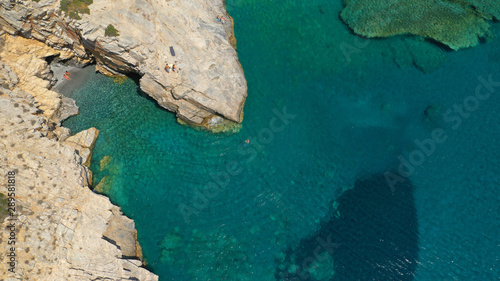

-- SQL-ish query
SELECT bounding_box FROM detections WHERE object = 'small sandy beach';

[52,64,95,98]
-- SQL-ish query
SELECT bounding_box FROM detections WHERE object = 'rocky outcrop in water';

[341,0,500,50]
[0,33,158,280]
[0,0,247,130]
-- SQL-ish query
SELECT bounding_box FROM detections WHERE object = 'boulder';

[65,127,99,149]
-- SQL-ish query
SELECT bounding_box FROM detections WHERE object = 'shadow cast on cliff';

[277,171,419,281]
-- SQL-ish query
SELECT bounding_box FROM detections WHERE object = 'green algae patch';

[112,75,128,84]
[60,0,92,20]
[95,155,120,194]
[105,24,120,37]
[94,175,112,194]
[99,155,113,172]
[177,115,242,134]
[205,119,242,134]
[0,193,9,223]
[340,0,497,50]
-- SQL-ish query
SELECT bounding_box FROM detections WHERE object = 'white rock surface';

[0,0,247,129]
[0,34,158,281]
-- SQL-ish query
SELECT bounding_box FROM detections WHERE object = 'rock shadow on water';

[276,172,419,281]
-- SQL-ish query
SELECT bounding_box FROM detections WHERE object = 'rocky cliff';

[0,34,158,280]
[0,0,247,130]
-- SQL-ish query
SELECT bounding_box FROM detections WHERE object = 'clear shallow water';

[64,0,500,280]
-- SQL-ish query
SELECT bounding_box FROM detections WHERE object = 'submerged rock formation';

[0,0,247,130]
[276,172,418,281]
[0,34,72,121]
[0,34,157,280]
[341,0,500,50]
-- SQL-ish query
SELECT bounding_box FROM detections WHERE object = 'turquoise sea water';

[63,1,500,280]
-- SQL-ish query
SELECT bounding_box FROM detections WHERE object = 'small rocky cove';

[0,0,247,278]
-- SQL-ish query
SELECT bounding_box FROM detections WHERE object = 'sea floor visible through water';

[62,0,500,280]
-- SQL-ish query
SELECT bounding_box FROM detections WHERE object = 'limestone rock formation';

[103,206,143,259]
[0,0,247,130]
[0,34,72,121]
[0,34,157,280]
[341,0,500,50]
[64,127,99,167]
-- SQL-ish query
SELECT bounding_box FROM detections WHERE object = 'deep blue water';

[63,0,500,280]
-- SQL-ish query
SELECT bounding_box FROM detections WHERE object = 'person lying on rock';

[217,15,227,24]
[173,64,178,73]
[165,64,171,73]
[65,71,71,77]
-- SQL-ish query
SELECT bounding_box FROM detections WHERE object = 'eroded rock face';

[0,34,70,121]
[0,34,157,281]
[341,0,499,50]
[0,0,247,129]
